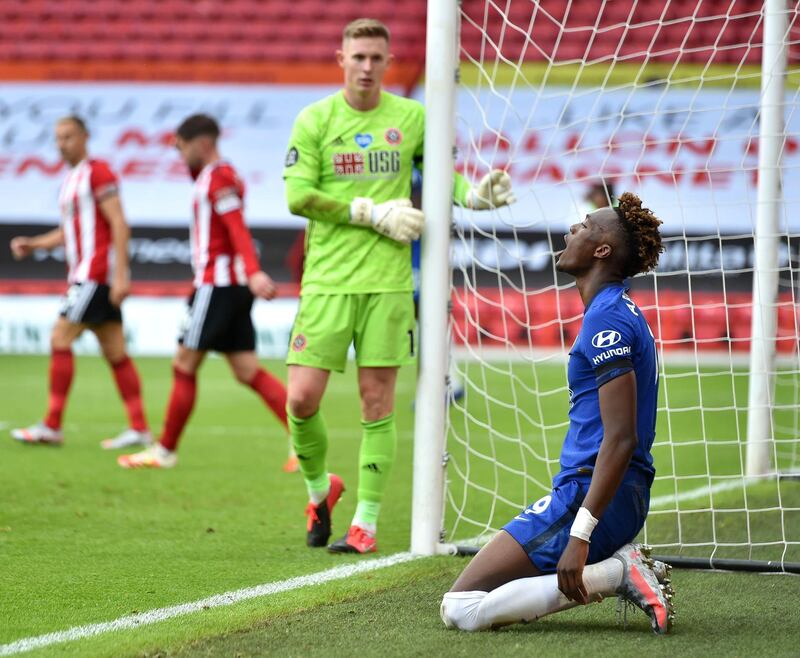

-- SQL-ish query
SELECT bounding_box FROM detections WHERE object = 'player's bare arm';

[99,193,131,307]
[247,271,277,300]
[10,227,64,260]
[557,370,638,604]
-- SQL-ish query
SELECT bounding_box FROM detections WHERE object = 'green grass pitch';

[1,354,798,657]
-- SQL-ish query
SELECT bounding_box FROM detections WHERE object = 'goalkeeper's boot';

[117,444,177,469]
[613,543,674,635]
[11,422,63,446]
[328,525,378,554]
[305,473,345,547]
[101,428,153,450]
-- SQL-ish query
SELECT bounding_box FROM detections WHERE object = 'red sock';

[45,349,74,430]
[159,366,197,452]
[248,369,288,429]
[111,356,148,432]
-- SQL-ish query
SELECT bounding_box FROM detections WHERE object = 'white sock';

[583,556,623,594]
[307,473,330,505]
[155,444,174,458]
[441,556,623,631]
[352,501,378,535]
[353,520,377,534]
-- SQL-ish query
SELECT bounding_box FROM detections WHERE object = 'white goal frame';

[412,0,797,570]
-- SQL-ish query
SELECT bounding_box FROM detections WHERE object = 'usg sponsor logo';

[592,330,621,348]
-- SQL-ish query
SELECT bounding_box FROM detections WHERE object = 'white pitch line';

[650,479,749,508]
[0,552,419,657]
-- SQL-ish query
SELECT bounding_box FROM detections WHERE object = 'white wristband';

[570,507,599,543]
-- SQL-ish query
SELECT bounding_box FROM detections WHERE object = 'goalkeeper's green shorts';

[286,292,416,373]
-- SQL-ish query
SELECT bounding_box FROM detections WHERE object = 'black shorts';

[59,282,122,325]
[178,284,256,352]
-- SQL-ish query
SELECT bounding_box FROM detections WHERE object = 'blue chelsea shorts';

[503,475,650,573]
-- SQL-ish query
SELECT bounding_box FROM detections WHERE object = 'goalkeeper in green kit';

[283,18,515,554]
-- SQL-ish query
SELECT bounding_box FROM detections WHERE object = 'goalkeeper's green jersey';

[283,90,469,295]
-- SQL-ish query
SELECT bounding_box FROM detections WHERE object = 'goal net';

[436,0,800,568]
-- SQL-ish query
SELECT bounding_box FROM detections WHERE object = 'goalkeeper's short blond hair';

[343,18,390,43]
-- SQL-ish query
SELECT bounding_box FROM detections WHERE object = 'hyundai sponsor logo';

[592,346,632,366]
[592,330,621,348]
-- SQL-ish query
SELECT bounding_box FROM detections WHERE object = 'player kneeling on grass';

[10,115,151,450]
[283,18,515,555]
[441,193,675,635]
[118,114,292,470]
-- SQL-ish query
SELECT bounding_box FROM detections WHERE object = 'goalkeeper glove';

[350,197,425,244]
[468,169,516,210]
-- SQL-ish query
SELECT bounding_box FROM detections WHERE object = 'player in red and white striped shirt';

[119,114,293,470]
[9,116,151,449]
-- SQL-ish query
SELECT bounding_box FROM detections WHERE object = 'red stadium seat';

[0,0,774,68]
[563,5,597,29]
[653,291,692,350]
[692,303,729,348]
[728,301,752,351]
[525,290,566,347]
[629,3,671,24]
[472,290,529,346]
[776,301,799,354]
[558,291,584,346]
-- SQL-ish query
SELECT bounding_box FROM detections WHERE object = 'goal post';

[413,0,800,572]
[746,0,789,478]
[411,0,459,556]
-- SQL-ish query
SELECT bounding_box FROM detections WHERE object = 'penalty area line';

[0,552,420,656]
[650,478,749,508]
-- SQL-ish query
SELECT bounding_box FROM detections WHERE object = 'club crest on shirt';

[292,334,307,352]
[384,128,402,145]
[354,133,373,149]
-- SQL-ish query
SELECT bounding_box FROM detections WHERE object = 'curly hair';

[614,192,664,278]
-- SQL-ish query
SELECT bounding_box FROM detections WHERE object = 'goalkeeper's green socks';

[353,413,398,532]
[288,410,330,504]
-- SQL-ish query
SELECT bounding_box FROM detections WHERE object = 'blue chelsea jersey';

[554,283,659,488]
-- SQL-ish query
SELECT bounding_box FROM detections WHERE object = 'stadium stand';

[1,0,796,356]
[0,0,425,83]
[459,0,776,64]
[451,289,799,353]
[2,0,796,83]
